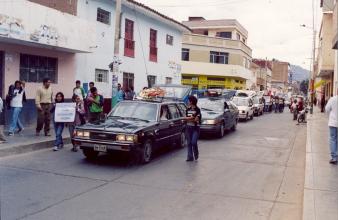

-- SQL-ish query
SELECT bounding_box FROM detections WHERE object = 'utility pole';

[309,0,316,114]
[110,0,122,108]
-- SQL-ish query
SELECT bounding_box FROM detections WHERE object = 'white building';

[76,0,190,99]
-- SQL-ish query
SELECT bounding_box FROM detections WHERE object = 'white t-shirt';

[10,89,24,108]
[325,96,338,127]
[74,88,84,100]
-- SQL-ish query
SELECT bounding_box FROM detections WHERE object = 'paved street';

[0,111,306,220]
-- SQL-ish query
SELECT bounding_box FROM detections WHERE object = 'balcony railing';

[124,39,135,58]
[149,46,157,62]
[183,34,252,56]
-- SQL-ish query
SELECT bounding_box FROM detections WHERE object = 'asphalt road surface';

[0,110,307,220]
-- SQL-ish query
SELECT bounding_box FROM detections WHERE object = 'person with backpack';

[87,87,104,123]
[73,80,86,100]
[7,80,26,136]
[68,94,86,152]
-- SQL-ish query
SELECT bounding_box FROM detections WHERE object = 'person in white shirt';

[73,80,86,100]
[8,81,26,136]
[325,91,338,164]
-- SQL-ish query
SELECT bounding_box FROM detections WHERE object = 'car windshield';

[198,99,224,112]
[109,102,158,122]
[232,98,249,106]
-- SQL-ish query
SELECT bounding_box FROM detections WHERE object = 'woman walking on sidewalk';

[325,92,338,164]
[51,92,65,151]
[7,81,26,136]
[68,94,86,152]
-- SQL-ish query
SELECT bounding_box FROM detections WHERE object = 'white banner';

[54,103,76,123]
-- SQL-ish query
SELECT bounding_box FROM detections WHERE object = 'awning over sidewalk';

[314,79,326,89]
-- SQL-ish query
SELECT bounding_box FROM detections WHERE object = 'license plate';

[93,144,107,152]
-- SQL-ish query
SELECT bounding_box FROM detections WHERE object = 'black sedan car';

[198,98,239,138]
[73,100,188,163]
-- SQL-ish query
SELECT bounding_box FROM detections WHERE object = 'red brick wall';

[28,0,78,15]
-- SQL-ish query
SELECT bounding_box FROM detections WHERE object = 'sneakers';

[329,159,337,164]
[53,146,59,151]
[17,128,24,133]
[45,132,51,137]
[8,132,14,136]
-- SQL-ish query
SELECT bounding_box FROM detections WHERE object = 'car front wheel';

[140,139,153,164]
[217,123,225,138]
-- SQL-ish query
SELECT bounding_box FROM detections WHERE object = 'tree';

[300,80,309,95]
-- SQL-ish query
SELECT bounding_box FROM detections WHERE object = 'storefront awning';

[314,80,326,89]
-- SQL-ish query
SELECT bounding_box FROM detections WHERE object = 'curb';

[302,114,314,220]
[0,138,71,158]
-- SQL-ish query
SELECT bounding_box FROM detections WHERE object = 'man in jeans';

[325,90,338,164]
[185,95,202,162]
[35,78,53,136]
[8,81,26,136]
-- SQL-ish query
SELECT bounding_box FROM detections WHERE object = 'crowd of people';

[0,79,136,150]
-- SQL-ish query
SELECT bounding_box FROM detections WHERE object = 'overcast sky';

[137,0,322,70]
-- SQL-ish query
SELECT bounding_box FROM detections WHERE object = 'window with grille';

[95,69,108,83]
[181,48,190,61]
[147,75,156,88]
[166,34,173,45]
[149,29,157,62]
[20,54,57,83]
[124,19,135,57]
[97,8,110,24]
[123,72,134,89]
[210,51,229,64]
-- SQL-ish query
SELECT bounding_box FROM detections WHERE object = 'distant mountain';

[289,65,310,82]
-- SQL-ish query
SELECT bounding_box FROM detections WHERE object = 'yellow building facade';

[181,18,254,90]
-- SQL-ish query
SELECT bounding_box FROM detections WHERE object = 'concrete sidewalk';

[0,126,70,158]
[303,109,338,220]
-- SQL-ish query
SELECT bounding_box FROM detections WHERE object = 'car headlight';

[116,134,138,142]
[75,130,90,138]
[202,119,218,125]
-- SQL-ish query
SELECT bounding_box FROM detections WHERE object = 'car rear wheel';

[83,149,99,160]
[178,131,187,148]
[217,123,225,138]
[231,120,237,131]
[140,139,153,164]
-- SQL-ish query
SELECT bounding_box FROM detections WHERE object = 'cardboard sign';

[54,103,76,123]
